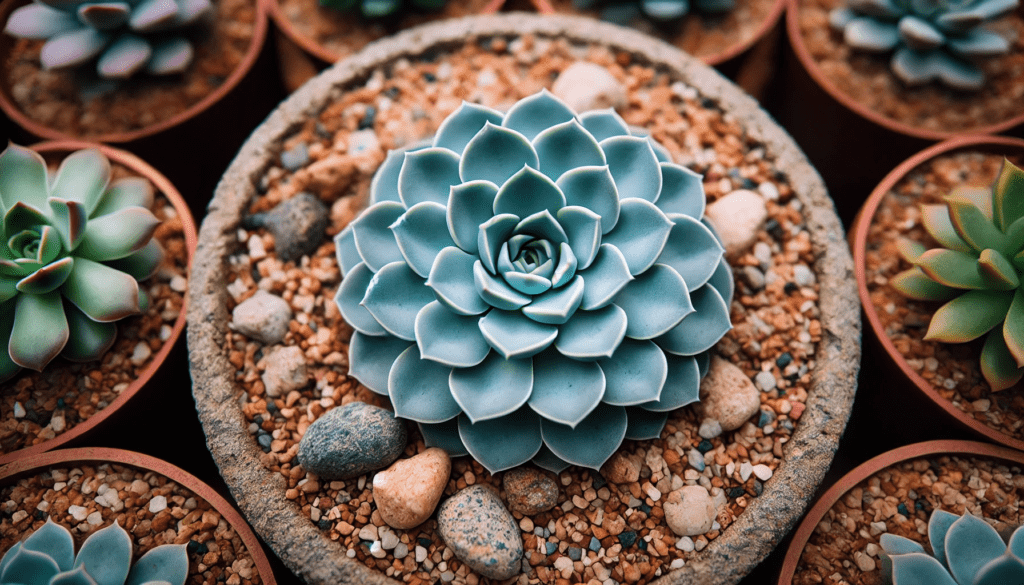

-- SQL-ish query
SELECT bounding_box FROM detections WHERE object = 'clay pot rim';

[0,446,277,584]
[188,12,859,585]
[0,140,198,467]
[265,0,784,66]
[784,0,1024,141]
[851,135,1024,453]
[777,439,1024,584]
[0,0,269,144]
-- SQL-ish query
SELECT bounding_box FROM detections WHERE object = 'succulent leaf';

[125,543,189,585]
[10,291,68,370]
[916,248,1011,290]
[600,136,663,203]
[578,109,630,143]
[76,206,159,261]
[418,418,468,457]
[944,514,1007,584]
[334,225,360,277]
[0,547,62,585]
[433,102,505,156]
[657,214,724,291]
[0,145,50,214]
[528,348,605,427]
[348,332,413,394]
[73,522,132,585]
[40,29,110,70]
[921,204,972,253]
[890,49,984,91]
[351,201,405,272]
[50,565,100,585]
[623,406,669,440]
[61,257,141,322]
[425,247,488,316]
[598,339,667,405]
[556,166,621,234]
[576,244,633,310]
[492,166,566,221]
[105,239,164,281]
[360,261,432,341]
[397,148,460,208]
[844,17,900,51]
[458,408,543,473]
[898,15,944,50]
[16,257,74,295]
[890,267,959,300]
[641,354,700,411]
[458,123,538,187]
[981,327,1024,390]
[532,120,607,182]
[602,199,673,275]
[335,262,388,336]
[890,554,959,585]
[369,150,405,204]
[613,264,692,339]
[387,345,462,422]
[97,33,151,78]
[896,237,928,263]
[946,194,1008,253]
[478,309,558,359]
[500,89,576,142]
[22,518,75,571]
[4,3,79,38]
[445,180,498,255]
[655,163,705,219]
[449,351,533,422]
[61,302,117,362]
[994,158,1024,230]
[127,0,177,31]
[657,284,732,356]
[540,403,627,469]
[391,202,456,278]
[531,445,572,474]
[414,301,490,368]
[926,290,1012,343]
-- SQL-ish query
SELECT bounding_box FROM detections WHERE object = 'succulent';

[828,0,1019,90]
[3,0,212,78]
[318,0,444,19]
[878,509,1024,584]
[0,143,164,382]
[334,90,733,474]
[891,158,1024,391]
[0,518,189,585]
[573,0,735,25]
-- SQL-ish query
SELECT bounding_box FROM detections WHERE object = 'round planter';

[778,440,1024,584]
[0,447,276,585]
[0,0,269,143]
[189,13,859,585]
[851,135,1024,453]
[0,141,197,466]
[784,0,1024,142]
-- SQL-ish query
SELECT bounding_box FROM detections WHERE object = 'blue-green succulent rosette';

[334,90,734,474]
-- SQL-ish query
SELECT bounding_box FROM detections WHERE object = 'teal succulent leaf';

[449,351,532,422]
[657,283,732,355]
[947,29,1011,57]
[458,123,538,186]
[531,445,572,474]
[0,144,49,213]
[891,553,959,585]
[928,509,959,568]
[17,257,73,295]
[105,239,164,281]
[458,408,543,473]
[0,546,62,585]
[413,300,490,367]
[61,303,117,362]
[361,0,400,17]
[336,262,388,336]
[51,565,100,585]
[890,47,984,90]
[1010,523,1024,558]
[76,207,159,261]
[96,34,151,78]
[945,513,1007,584]
[333,91,732,471]
[10,291,68,370]
[348,332,413,394]
[47,198,87,252]
[3,3,78,38]
[844,17,900,50]
[528,349,605,427]
[578,109,630,142]
[22,519,74,571]
[61,257,140,322]
[0,307,18,381]
[369,150,405,204]
[391,201,455,278]
[899,15,944,50]
[446,180,498,255]
[40,29,110,70]
[624,406,669,440]
[72,523,132,585]
[974,554,1024,583]
[387,345,462,422]
[77,3,131,30]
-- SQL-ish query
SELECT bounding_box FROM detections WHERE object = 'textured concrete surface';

[187,13,860,585]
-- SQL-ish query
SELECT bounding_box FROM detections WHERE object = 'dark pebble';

[589,537,600,552]
[784,282,799,295]
[758,410,776,428]
[568,547,582,561]
[897,503,909,516]
[775,352,793,368]
[297,402,407,480]
[250,192,329,263]
[257,432,272,451]
[618,531,637,547]
[697,439,713,453]
[765,218,784,240]
[728,487,745,498]
[546,542,557,555]
[359,106,377,130]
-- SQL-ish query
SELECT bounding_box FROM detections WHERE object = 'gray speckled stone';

[250,192,328,263]
[297,402,406,480]
[437,486,522,580]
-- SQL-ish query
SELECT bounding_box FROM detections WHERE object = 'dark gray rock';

[502,467,558,515]
[250,192,328,263]
[297,402,406,480]
[437,486,522,580]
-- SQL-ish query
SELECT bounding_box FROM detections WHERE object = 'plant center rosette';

[334,90,734,474]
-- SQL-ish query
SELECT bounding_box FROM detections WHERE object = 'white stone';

[261,345,308,397]
[348,130,381,156]
[663,486,716,537]
[704,190,768,256]
[739,462,753,482]
[359,524,379,541]
[231,290,293,345]
[369,541,387,559]
[50,414,65,433]
[11,510,28,524]
[130,342,151,366]
[698,419,722,439]
[380,529,400,550]
[247,234,267,260]
[149,495,167,513]
[793,264,816,286]
[170,275,187,293]
[394,543,409,559]
[752,464,773,481]
[69,505,88,521]
[670,559,685,570]
[696,356,761,431]
[552,62,627,113]
[13,402,26,418]
[416,545,428,563]
[86,511,103,525]
[675,536,695,552]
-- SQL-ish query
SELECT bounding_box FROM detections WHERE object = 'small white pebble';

[369,541,386,559]
[415,545,428,563]
[394,543,409,560]
[645,484,662,502]
[69,505,88,521]
[698,419,722,439]
[86,512,103,525]
[676,536,694,552]
[130,342,152,366]
[739,462,753,482]
[169,275,187,293]
[752,464,773,481]
[670,559,685,569]
[13,402,25,418]
[11,510,28,524]
[149,495,167,513]
[247,235,266,260]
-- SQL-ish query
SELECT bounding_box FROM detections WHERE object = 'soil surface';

[863,150,1024,444]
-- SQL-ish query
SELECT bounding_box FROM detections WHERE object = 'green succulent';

[829,0,1019,90]
[318,0,445,19]
[878,509,1024,584]
[572,0,736,23]
[0,518,189,585]
[3,0,211,78]
[0,143,164,382]
[891,158,1024,391]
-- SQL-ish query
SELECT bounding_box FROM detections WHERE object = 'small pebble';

[551,61,628,113]
[280,142,309,171]
[231,290,293,345]
[752,464,773,481]
[149,495,167,513]
[503,467,559,515]
[704,190,767,256]
[130,342,151,366]
[437,485,523,580]
[753,242,772,269]
[754,371,777,392]
[297,402,407,480]
[687,450,706,472]
[696,356,761,431]
[600,452,641,484]
[69,505,88,521]
[261,345,308,397]
[249,192,328,263]
[373,447,450,529]
[664,486,716,537]
[740,462,753,482]
[13,402,25,418]
[698,419,722,439]
[169,275,187,293]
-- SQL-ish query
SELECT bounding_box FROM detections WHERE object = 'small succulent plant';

[0,143,164,382]
[0,518,188,585]
[891,158,1024,391]
[828,0,1019,90]
[334,90,733,474]
[3,0,211,78]
[573,0,735,25]
[318,0,444,19]
[878,509,1024,584]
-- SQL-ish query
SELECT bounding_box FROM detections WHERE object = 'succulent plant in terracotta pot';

[0,141,195,466]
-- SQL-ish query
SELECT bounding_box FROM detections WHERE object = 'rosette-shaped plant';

[828,0,1019,90]
[0,143,163,382]
[878,510,1024,584]
[3,0,211,78]
[334,90,733,473]
[318,0,444,18]
[891,158,1024,391]
[573,0,735,25]
[0,518,188,585]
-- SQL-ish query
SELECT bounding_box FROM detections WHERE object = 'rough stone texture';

[260,345,308,398]
[187,14,860,585]
[373,447,451,529]
[695,356,762,431]
[249,191,328,263]
[230,290,292,344]
[664,486,717,537]
[297,402,407,480]
[551,61,627,113]
[502,467,559,515]
[704,189,769,256]
[600,451,641,484]
[437,485,523,580]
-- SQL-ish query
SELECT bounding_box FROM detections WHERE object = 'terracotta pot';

[777,439,1024,584]
[784,0,1024,142]
[0,0,269,143]
[188,13,860,585]
[0,447,277,584]
[0,141,197,466]
[851,135,1024,453]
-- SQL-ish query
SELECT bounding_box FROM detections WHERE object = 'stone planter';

[188,13,859,585]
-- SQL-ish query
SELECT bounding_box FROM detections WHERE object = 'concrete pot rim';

[776,439,1024,584]
[187,13,860,585]
[0,0,268,144]
[0,140,197,467]
[0,446,278,584]
[850,135,1024,452]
